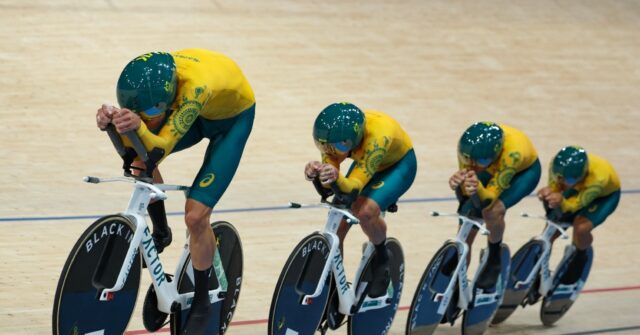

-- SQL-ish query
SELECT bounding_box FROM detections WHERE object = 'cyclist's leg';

[356,149,417,297]
[559,216,593,285]
[336,217,351,255]
[454,204,492,266]
[456,187,483,263]
[172,116,206,153]
[337,162,362,254]
[139,115,205,254]
[355,149,417,241]
[561,190,620,284]
[573,189,620,245]
[186,105,254,210]
[182,199,216,333]
[473,200,507,289]
[477,159,541,289]
[352,198,390,299]
[147,200,172,254]
[182,106,255,333]
[352,197,385,243]
[487,158,542,238]
[482,200,506,243]
[130,159,173,253]
[185,200,216,276]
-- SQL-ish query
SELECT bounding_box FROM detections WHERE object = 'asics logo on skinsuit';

[588,205,598,213]
[371,181,385,190]
[199,173,215,188]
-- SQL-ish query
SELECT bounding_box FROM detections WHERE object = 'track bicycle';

[491,213,593,326]
[406,211,510,335]
[268,179,405,335]
[52,126,243,335]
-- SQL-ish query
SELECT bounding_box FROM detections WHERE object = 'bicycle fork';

[300,232,340,307]
[93,213,147,302]
[92,214,173,304]
[433,240,472,315]
[514,224,558,294]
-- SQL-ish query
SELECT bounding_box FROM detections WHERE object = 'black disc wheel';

[52,215,141,335]
[268,233,332,335]
[406,241,460,335]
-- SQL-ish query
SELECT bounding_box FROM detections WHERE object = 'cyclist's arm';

[334,168,367,194]
[560,185,604,213]
[318,153,364,191]
[335,136,391,193]
[475,152,521,207]
[134,115,182,158]
[133,89,206,162]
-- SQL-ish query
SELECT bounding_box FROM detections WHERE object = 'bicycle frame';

[298,203,392,316]
[86,176,229,314]
[430,212,492,313]
[516,213,571,297]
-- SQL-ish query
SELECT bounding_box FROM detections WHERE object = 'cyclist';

[304,102,417,298]
[537,146,620,284]
[449,122,541,289]
[95,49,255,334]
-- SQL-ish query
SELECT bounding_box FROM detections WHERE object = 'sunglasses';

[139,102,169,120]
[555,174,579,186]
[459,153,493,168]
[316,140,353,155]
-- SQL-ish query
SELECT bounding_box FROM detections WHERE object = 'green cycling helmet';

[551,146,588,186]
[458,122,504,167]
[116,52,177,118]
[313,102,365,155]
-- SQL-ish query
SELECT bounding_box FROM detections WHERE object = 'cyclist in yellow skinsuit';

[449,122,541,289]
[537,146,620,284]
[95,49,255,334]
[305,102,417,300]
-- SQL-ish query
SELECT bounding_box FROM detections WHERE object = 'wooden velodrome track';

[1,0,639,334]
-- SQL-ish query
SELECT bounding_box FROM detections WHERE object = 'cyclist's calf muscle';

[572,216,594,250]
